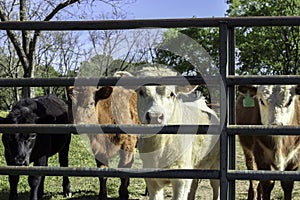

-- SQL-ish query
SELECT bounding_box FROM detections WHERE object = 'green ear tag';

[243,91,255,108]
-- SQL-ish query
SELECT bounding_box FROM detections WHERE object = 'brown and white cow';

[236,85,300,200]
[68,85,139,200]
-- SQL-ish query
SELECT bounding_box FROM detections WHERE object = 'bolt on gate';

[1,16,300,199]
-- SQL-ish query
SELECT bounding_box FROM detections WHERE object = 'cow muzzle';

[145,111,165,124]
[14,154,29,166]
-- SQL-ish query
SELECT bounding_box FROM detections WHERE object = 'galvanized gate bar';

[227,170,300,181]
[227,125,300,135]
[1,16,300,199]
[227,27,236,200]
[1,75,300,87]
[0,76,216,87]
[219,22,229,200]
[0,124,221,134]
[227,75,300,85]
[0,16,300,30]
[0,166,219,179]
[1,124,300,135]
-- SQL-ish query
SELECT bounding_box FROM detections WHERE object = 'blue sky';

[127,0,228,19]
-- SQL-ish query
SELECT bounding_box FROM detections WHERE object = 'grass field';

[0,130,300,199]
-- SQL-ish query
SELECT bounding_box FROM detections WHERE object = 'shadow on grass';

[0,190,142,200]
[0,190,53,200]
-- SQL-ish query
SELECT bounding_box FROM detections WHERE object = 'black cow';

[1,94,72,200]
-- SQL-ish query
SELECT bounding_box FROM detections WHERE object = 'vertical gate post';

[228,27,236,200]
[219,21,229,200]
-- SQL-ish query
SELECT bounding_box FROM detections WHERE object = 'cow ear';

[36,115,56,124]
[113,71,133,77]
[238,85,257,96]
[175,85,198,94]
[95,86,113,101]
[0,116,5,124]
[295,85,300,95]
[66,86,74,101]
[113,71,136,90]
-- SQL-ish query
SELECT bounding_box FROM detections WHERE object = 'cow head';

[1,99,40,166]
[238,85,300,125]
[67,86,113,124]
[1,97,61,166]
[132,67,197,124]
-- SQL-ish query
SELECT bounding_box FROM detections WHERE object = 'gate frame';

[1,16,300,199]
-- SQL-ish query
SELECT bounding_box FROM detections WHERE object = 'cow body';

[127,67,220,200]
[1,94,71,200]
[69,85,139,200]
[236,85,300,200]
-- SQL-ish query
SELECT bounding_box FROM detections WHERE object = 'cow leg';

[187,179,199,200]
[172,179,192,200]
[118,149,135,200]
[37,176,45,199]
[258,180,274,200]
[8,175,19,200]
[210,179,220,200]
[29,156,48,200]
[145,178,164,200]
[28,175,42,200]
[239,135,258,200]
[281,180,293,200]
[96,159,108,200]
[58,135,72,197]
[254,146,273,200]
[244,149,259,200]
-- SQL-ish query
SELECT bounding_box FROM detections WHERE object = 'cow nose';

[145,111,165,124]
[14,155,27,166]
[271,122,283,126]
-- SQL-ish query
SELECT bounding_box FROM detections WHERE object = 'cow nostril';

[145,112,151,123]
[15,155,26,165]
[271,122,283,126]
[158,113,164,123]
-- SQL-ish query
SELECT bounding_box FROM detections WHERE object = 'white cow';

[123,67,220,200]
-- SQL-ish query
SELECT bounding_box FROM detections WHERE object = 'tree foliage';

[227,0,300,75]
[155,0,300,76]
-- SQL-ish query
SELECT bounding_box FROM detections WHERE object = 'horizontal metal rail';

[1,75,300,87]
[1,124,300,135]
[2,166,300,181]
[228,125,300,135]
[0,17,300,30]
[227,75,300,85]
[228,170,300,181]
[0,124,221,134]
[0,76,213,87]
[0,166,219,179]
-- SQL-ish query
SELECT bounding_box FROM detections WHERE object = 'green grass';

[0,134,147,200]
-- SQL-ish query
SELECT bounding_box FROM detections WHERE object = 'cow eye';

[285,99,293,107]
[259,99,265,106]
[169,92,175,98]
[138,89,145,97]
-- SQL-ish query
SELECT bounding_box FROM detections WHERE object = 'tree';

[153,0,300,76]
[85,26,165,77]
[0,0,135,98]
[227,0,300,75]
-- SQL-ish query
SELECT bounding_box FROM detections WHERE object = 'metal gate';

[1,16,300,200]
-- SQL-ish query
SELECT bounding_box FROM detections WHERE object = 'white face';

[256,85,297,125]
[136,85,177,124]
